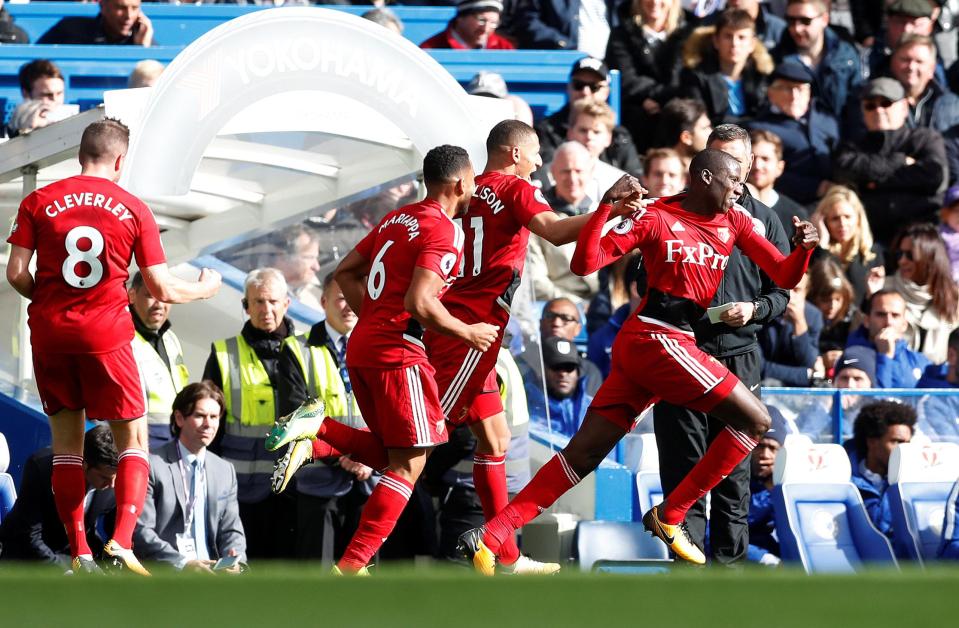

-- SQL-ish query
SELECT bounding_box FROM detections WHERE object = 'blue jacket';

[518,0,618,50]
[587,302,630,378]
[905,81,959,186]
[846,326,931,388]
[747,480,779,563]
[939,478,959,559]
[848,449,895,541]
[748,105,840,205]
[773,27,862,122]
[758,302,823,386]
[525,373,594,438]
[915,365,959,441]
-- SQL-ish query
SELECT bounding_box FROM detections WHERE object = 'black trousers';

[238,492,298,560]
[653,347,761,566]
[294,482,369,565]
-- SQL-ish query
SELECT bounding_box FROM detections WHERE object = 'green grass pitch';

[0,563,956,627]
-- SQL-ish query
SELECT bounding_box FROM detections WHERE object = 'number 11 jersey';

[441,171,552,318]
[7,175,166,354]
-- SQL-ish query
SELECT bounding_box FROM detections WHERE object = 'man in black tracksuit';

[653,125,789,565]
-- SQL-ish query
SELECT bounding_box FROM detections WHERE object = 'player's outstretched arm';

[6,244,35,299]
[141,263,221,304]
[405,267,498,352]
[529,175,646,246]
[738,217,819,289]
[333,249,371,316]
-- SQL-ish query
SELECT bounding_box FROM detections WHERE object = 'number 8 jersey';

[347,199,464,368]
[7,175,166,354]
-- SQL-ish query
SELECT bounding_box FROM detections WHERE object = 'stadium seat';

[771,442,898,573]
[626,433,663,517]
[0,432,16,523]
[574,520,669,571]
[887,442,959,564]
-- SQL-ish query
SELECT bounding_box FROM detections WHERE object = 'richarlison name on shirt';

[43,193,134,221]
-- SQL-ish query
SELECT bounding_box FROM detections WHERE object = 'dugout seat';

[0,432,16,522]
[771,441,898,573]
[627,433,664,518]
[574,520,669,571]
[887,442,959,564]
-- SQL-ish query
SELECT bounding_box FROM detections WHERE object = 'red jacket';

[420,23,516,50]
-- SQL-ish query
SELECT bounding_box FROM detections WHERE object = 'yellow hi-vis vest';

[132,329,189,425]
[304,342,365,430]
[213,333,315,437]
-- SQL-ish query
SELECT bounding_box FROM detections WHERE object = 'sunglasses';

[543,311,579,324]
[785,13,822,26]
[895,249,914,261]
[864,99,895,111]
[571,79,607,93]
[547,363,578,373]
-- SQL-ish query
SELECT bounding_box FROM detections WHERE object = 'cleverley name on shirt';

[44,193,133,221]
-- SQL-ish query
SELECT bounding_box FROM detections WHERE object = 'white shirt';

[177,441,209,564]
[577,0,611,59]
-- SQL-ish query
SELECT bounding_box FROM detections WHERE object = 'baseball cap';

[861,77,905,102]
[944,184,959,207]
[457,0,504,15]
[835,346,877,387]
[887,0,935,18]
[570,57,610,81]
[771,59,814,84]
[541,336,581,370]
[467,71,509,98]
[763,405,792,446]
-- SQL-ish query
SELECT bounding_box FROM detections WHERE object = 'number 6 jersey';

[7,175,166,354]
[347,198,464,369]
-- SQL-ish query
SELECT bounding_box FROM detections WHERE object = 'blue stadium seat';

[574,520,669,571]
[887,442,959,564]
[771,441,898,573]
[625,433,663,518]
[0,432,16,523]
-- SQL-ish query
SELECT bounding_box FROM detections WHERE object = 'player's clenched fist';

[197,268,223,298]
[465,323,500,352]
[601,174,645,204]
[791,217,819,250]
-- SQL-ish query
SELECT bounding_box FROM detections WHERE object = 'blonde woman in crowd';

[811,185,884,306]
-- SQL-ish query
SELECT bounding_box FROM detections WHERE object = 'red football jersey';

[7,175,166,354]
[574,195,812,333]
[442,171,552,319]
[347,199,464,368]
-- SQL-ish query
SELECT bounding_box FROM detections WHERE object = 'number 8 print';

[62,225,104,289]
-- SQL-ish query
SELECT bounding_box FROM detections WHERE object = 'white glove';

[759,553,782,567]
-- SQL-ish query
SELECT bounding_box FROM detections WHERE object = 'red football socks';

[338,472,413,572]
[52,455,90,558]
[111,449,150,549]
[661,426,758,525]
[473,453,520,564]
[482,453,581,555]
[317,420,389,471]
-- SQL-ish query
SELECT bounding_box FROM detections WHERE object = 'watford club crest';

[717,227,730,243]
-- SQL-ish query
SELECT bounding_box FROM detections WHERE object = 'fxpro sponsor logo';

[664,240,729,270]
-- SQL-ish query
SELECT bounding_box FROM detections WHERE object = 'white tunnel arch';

[123,7,487,198]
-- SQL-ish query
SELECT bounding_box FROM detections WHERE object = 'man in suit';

[133,381,246,572]
[0,425,117,568]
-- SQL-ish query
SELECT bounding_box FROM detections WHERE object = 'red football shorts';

[33,343,146,421]
[427,321,506,426]
[590,323,738,431]
[348,361,448,448]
